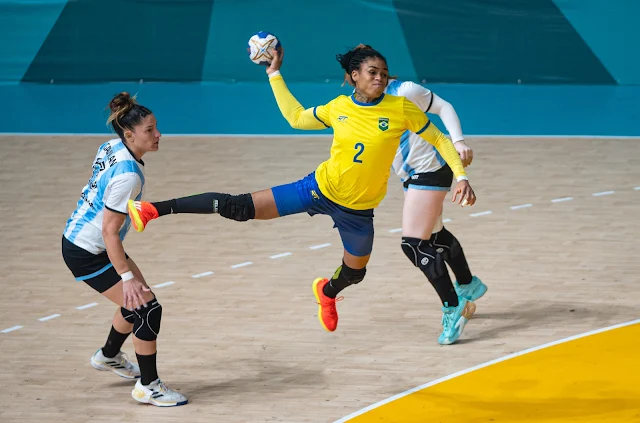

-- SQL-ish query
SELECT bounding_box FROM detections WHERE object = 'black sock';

[152,199,177,217]
[136,352,159,386]
[102,326,131,358]
[428,274,459,308]
[434,227,473,285]
[153,194,218,216]
[153,193,255,222]
[322,262,366,298]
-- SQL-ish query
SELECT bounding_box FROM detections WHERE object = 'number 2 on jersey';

[353,142,365,163]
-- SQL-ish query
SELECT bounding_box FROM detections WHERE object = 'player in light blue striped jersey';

[62,93,187,407]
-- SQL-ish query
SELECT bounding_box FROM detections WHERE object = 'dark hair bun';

[336,50,355,72]
[109,92,136,114]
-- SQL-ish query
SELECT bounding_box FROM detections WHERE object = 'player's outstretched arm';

[266,48,330,130]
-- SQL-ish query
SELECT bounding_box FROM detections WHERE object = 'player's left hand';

[455,141,473,167]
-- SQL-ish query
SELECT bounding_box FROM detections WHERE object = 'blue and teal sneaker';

[438,298,476,345]
[454,276,487,302]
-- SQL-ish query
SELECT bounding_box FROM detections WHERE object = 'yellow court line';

[335,319,640,423]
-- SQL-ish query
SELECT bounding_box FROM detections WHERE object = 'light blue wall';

[553,0,640,84]
[1,0,638,136]
[0,0,67,85]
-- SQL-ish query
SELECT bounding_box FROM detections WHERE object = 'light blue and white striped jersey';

[63,138,145,254]
[385,80,446,182]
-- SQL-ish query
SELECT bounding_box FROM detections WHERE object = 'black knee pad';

[401,237,448,281]
[132,299,162,341]
[217,193,255,221]
[337,262,367,285]
[431,227,462,259]
[121,307,135,324]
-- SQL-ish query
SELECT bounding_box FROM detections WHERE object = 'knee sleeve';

[217,193,255,221]
[132,299,162,341]
[120,307,135,324]
[432,227,462,259]
[401,237,448,281]
[335,262,367,285]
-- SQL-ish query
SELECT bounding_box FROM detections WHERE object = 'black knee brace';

[216,193,255,221]
[401,237,448,281]
[431,227,462,259]
[121,307,135,324]
[132,299,162,341]
[340,263,367,285]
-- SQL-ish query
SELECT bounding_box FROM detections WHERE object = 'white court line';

[469,211,492,217]
[310,243,331,250]
[443,218,452,223]
[552,197,573,203]
[1,325,23,334]
[592,191,615,197]
[76,302,98,310]
[231,261,253,269]
[333,318,640,423]
[192,271,214,278]
[511,204,532,210]
[38,314,60,322]
[270,252,292,259]
[388,228,402,233]
[153,281,175,289]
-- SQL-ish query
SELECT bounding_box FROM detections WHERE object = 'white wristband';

[456,175,469,182]
[120,271,134,282]
[268,70,281,79]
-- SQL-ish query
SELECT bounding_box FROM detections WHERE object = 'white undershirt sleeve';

[396,81,465,143]
[427,93,464,143]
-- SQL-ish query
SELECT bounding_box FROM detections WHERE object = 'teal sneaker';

[455,276,487,302]
[438,298,476,345]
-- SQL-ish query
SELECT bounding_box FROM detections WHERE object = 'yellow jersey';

[269,74,466,210]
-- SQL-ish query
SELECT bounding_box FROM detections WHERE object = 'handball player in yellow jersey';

[127,45,476,339]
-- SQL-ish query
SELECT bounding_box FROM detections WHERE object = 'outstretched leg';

[127,173,323,231]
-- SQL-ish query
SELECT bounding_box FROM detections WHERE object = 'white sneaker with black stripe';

[90,349,140,379]
[131,378,188,407]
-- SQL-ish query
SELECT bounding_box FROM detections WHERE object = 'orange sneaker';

[127,200,159,232]
[312,278,341,332]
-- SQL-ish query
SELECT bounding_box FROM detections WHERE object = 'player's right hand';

[452,180,476,207]
[455,141,474,167]
[123,277,151,311]
[266,46,284,75]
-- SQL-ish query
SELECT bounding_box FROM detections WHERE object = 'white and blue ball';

[247,31,281,65]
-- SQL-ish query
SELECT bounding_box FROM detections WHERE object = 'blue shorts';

[271,172,374,257]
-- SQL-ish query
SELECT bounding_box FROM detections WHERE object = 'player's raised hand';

[266,46,284,75]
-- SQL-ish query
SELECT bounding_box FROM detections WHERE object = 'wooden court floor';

[0,135,639,423]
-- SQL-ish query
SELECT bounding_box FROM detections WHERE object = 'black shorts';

[403,164,454,191]
[61,236,129,293]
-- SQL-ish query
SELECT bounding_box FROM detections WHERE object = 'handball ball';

[247,31,281,65]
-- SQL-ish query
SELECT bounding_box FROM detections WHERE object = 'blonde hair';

[106,92,151,140]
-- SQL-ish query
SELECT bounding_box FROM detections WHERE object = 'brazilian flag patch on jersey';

[378,117,389,131]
